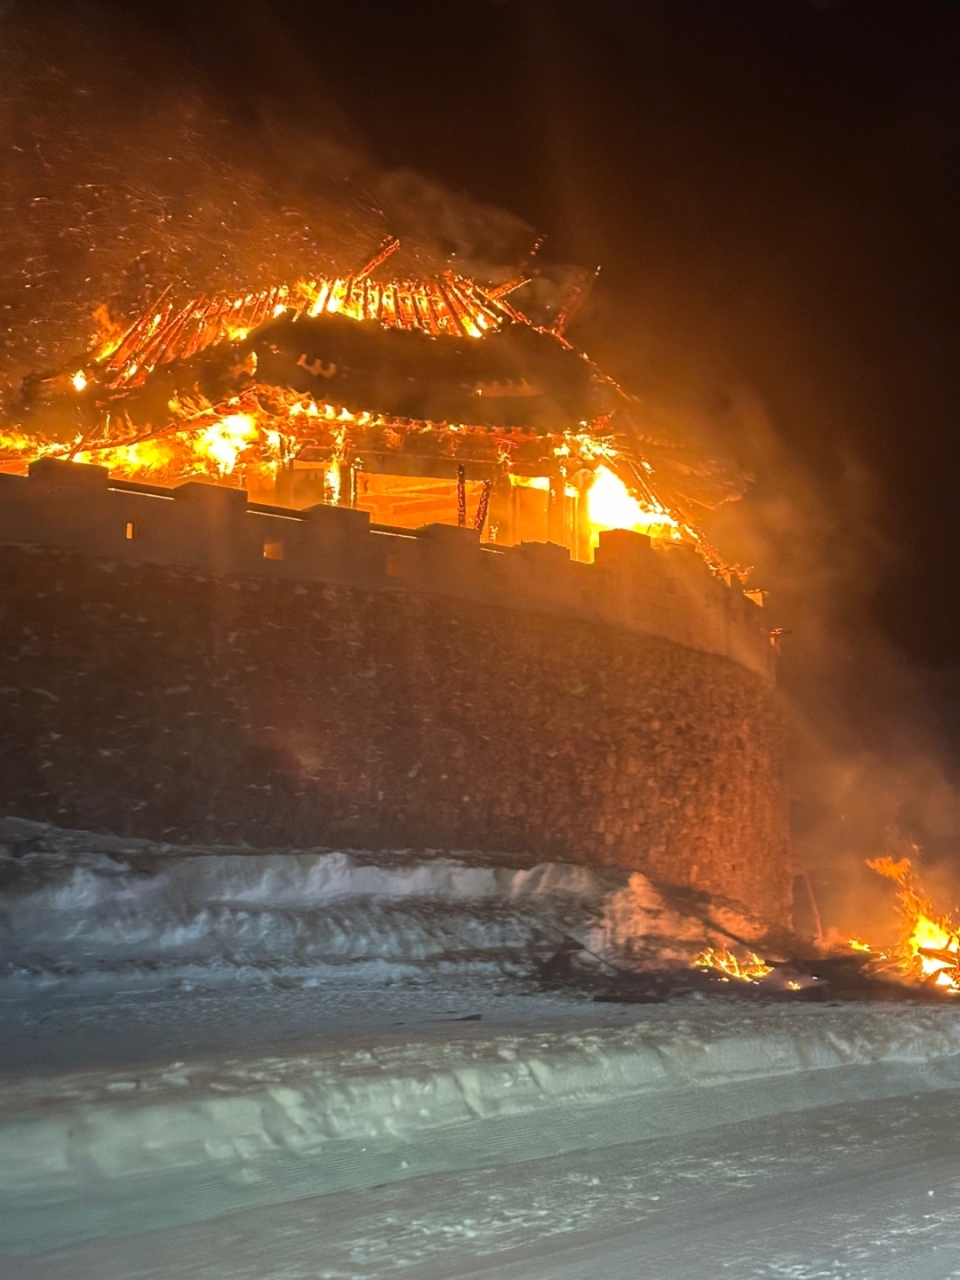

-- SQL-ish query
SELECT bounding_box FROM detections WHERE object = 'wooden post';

[573,468,593,561]
[547,471,565,546]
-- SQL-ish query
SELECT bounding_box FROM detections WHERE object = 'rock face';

[0,523,790,923]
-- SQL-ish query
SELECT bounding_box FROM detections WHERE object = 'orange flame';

[93,273,505,392]
[586,464,681,546]
[693,945,772,983]
[0,275,737,573]
[867,856,960,992]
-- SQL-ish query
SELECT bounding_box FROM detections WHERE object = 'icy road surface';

[6,1087,960,1280]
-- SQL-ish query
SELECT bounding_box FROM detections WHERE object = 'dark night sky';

[5,0,960,784]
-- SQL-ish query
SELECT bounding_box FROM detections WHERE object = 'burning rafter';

[0,246,748,575]
[354,235,401,280]
[551,267,599,339]
[93,270,511,392]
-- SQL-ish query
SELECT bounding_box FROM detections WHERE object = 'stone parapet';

[0,459,773,681]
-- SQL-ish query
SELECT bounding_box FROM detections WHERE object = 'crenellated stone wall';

[0,459,790,921]
[0,458,774,681]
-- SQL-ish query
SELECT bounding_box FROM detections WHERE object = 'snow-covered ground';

[0,816,758,997]
[8,1088,960,1280]
[0,812,773,1073]
[4,818,960,1278]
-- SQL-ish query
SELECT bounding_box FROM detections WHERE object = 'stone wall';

[0,458,775,681]
[0,541,790,921]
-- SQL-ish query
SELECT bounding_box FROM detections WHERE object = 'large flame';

[195,413,258,475]
[693,859,960,997]
[67,393,292,488]
[3,382,694,555]
[0,271,739,572]
[866,857,960,992]
[586,464,681,546]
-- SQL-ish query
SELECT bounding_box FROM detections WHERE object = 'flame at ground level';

[690,859,960,998]
[693,946,773,983]
[866,857,960,992]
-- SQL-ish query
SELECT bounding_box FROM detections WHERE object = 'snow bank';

[0,818,753,986]
[4,1003,960,1255]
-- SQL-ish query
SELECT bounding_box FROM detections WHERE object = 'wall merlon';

[302,504,370,537]
[0,470,774,681]
[28,457,110,487]
[173,480,249,510]
[594,527,655,568]
[415,523,483,564]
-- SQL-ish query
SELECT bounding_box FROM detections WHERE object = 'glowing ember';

[866,856,960,993]
[71,371,87,393]
[693,945,772,983]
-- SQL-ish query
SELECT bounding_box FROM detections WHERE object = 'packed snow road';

[5,1087,960,1279]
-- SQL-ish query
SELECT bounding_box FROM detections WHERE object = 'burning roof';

[0,239,745,572]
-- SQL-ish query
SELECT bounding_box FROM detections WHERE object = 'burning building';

[0,243,791,923]
[0,239,728,565]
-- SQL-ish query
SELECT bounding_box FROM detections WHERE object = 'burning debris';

[529,852,960,1006]
[854,857,960,993]
[670,856,960,1003]
[693,945,773,983]
[0,240,744,572]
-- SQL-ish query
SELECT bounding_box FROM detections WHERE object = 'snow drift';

[0,817,759,988]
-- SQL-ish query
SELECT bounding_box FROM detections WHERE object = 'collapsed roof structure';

[0,237,742,570]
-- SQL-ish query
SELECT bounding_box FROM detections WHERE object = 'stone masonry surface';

[0,538,790,921]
